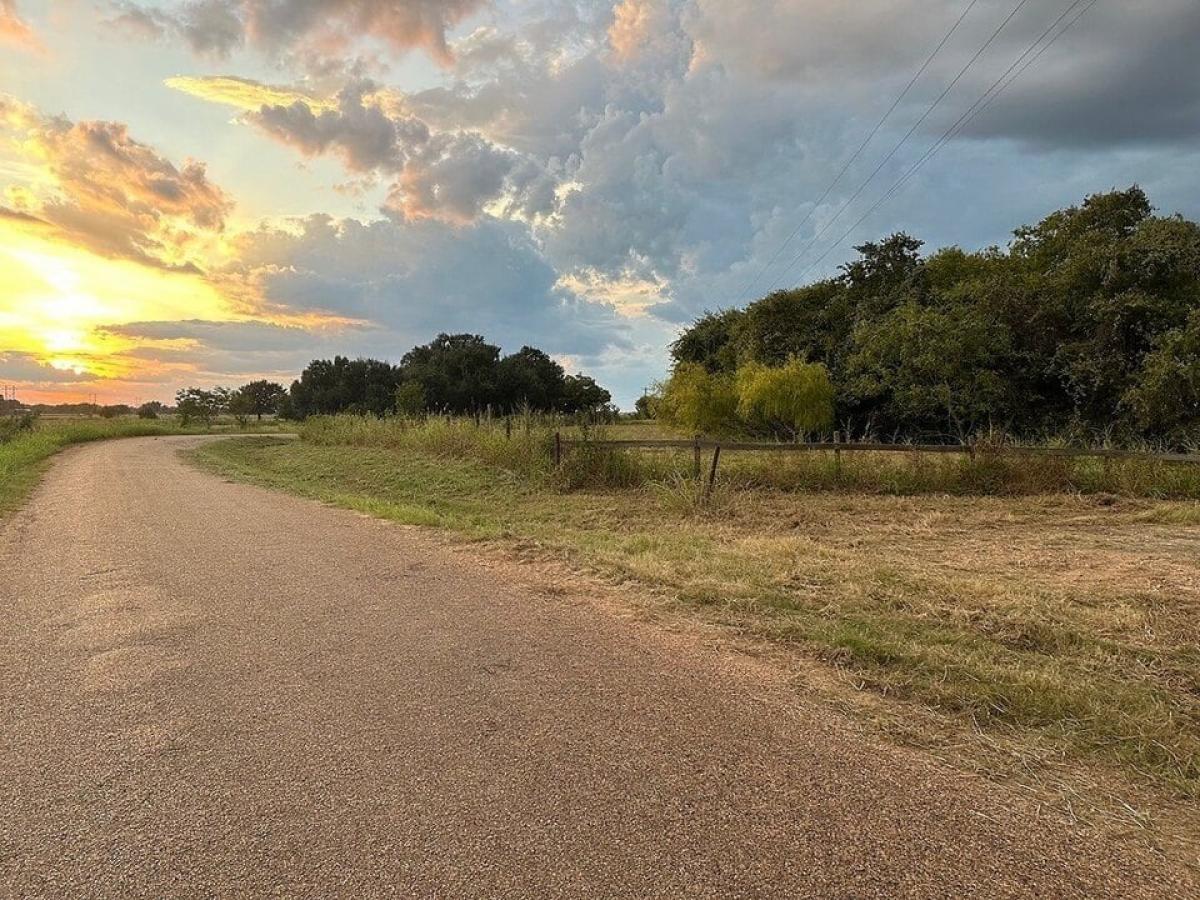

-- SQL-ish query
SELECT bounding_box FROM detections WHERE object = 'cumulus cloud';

[228,213,632,358]
[385,132,516,223]
[0,95,232,270]
[111,0,488,67]
[110,0,242,56]
[245,80,425,173]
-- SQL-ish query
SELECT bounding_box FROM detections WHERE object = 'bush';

[657,363,738,435]
[0,413,37,444]
[735,357,835,438]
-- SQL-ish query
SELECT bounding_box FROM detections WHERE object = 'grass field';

[0,417,289,518]
[193,420,1200,812]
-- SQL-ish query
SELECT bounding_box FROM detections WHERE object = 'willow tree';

[735,358,835,439]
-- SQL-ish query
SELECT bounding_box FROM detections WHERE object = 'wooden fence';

[552,432,1200,490]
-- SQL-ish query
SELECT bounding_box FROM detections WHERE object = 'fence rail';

[555,435,1200,466]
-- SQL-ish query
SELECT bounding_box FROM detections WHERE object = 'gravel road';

[0,436,1192,898]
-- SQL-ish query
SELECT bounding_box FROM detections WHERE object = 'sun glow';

[0,215,240,394]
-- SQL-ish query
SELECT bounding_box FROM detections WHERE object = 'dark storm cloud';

[958,1,1200,148]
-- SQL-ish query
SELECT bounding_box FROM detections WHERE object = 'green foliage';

[657,363,738,435]
[137,401,165,419]
[1125,310,1200,443]
[659,359,833,438]
[289,356,402,419]
[394,380,427,417]
[634,390,660,419]
[0,412,37,444]
[735,358,834,438]
[670,309,745,372]
[845,301,1014,439]
[285,334,612,419]
[560,374,611,414]
[175,387,230,426]
[233,380,287,421]
[672,187,1200,444]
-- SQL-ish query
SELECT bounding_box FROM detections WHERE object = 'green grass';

[0,416,291,518]
[299,414,1200,499]
[192,431,1200,799]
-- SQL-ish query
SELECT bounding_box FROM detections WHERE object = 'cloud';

[0,0,41,50]
[958,0,1200,148]
[0,95,233,270]
[608,0,673,63]
[385,132,516,223]
[111,0,489,67]
[164,75,335,112]
[229,213,633,359]
[109,0,244,56]
[245,80,425,173]
[196,77,520,224]
[0,352,102,384]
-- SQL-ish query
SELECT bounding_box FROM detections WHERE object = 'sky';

[2,0,1199,408]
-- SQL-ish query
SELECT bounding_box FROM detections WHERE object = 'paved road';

[0,437,1191,898]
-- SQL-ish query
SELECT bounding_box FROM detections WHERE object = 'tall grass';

[299,414,1200,500]
[0,416,290,516]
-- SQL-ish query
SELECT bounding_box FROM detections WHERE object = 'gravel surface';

[0,436,1193,898]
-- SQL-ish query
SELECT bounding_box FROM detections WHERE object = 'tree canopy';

[285,334,612,419]
[670,188,1200,444]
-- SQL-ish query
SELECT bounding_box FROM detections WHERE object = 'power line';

[732,0,984,305]
[790,0,1099,284]
[763,0,1036,294]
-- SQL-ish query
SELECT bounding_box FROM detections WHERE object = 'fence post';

[693,435,702,480]
[705,444,722,498]
[968,436,977,461]
[554,431,562,467]
[505,417,512,441]
[833,430,842,468]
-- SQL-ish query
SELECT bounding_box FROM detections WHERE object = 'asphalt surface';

[0,436,1192,898]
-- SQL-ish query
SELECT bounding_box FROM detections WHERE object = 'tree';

[845,302,1015,439]
[670,309,745,373]
[667,187,1200,442]
[394,381,427,417]
[634,391,660,419]
[175,388,230,426]
[137,401,165,419]
[735,358,834,439]
[234,380,286,421]
[1125,311,1200,443]
[657,363,738,435]
[400,334,500,414]
[289,357,401,418]
[559,374,611,414]
[495,346,565,411]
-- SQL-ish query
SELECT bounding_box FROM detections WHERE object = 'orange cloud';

[0,95,232,271]
[0,0,41,51]
[608,0,664,62]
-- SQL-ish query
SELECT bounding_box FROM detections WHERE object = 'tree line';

[664,188,1200,445]
[173,333,613,424]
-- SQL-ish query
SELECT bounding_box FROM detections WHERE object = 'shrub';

[657,363,738,435]
[735,357,835,439]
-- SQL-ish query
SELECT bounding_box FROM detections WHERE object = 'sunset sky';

[2,0,1199,406]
